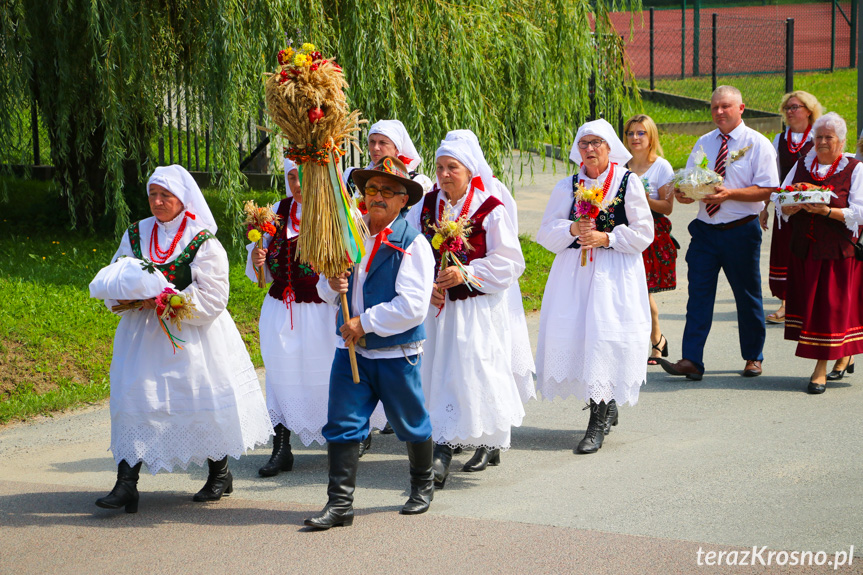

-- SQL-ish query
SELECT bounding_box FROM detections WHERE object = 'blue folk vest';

[335,214,426,350]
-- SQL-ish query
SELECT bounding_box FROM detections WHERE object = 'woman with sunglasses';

[623,115,676,365]
[763,91,822,325]
[536,119,653,455]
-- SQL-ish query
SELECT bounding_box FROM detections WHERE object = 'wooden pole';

[340,293,361,383]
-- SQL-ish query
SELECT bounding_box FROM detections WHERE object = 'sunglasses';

[363,185,406,199]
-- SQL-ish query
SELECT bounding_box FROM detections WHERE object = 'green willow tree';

[1,0,640,236]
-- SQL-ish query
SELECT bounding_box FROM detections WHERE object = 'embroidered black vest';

[127,221,214,290]
[568,171,631,249]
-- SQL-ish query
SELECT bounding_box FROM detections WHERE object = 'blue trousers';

[682,218,766,371]
[323,348,432,444]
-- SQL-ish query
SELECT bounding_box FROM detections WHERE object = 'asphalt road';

[1,153,861,574]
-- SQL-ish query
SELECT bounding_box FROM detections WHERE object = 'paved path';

[1,154,861,574]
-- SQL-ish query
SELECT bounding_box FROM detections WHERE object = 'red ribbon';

[398,154,414,167]
[366,227,410,272]
[185,211,196,220]
[471,175,485,191]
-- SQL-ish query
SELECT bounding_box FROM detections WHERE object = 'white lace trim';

[536,346,646,406]
[111,388,273,474]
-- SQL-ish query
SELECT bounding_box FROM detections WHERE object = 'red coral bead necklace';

[809,154,842,182]
[787,125,812,155]
[149,215,188,263]
[438,183,476,223]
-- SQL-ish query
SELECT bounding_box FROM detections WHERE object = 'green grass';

[0,178,281,424]
[519,234,555,312]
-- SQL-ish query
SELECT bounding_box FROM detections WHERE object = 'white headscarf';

[368,119,422,171]
[444,129,516,225]
[434,139,487,193]
[283,157,298,198]
[146,165,218,233]
[444,130,495,194]
[569,119,632,168]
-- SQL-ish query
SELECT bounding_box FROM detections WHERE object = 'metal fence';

[614,1,857,108]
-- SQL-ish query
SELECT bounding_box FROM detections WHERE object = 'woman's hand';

[251,247,267,268]
[576,217,595,236]
[430,284,446,308]
[436,267,464,290]
[140,298,157,310]
[328,271,350,294]
[579,230,610,249]
[801,203,831,217]
[782,205,803,216]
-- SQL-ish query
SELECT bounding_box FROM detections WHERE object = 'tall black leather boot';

[304,442,359,529]
[401,438,434,515]
[259,424,294,477]
[603,400,619,435]
[432,443,453,489]
[95,460,142,513]
[575,400,609,454]
[462,447,501,472]
[193,456,233,502]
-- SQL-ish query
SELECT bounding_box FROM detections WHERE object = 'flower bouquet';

[154,287,198,353]
[672,147,723,200]
[770,182,837,228]
[429,204,483,303]
[243,200,281,288]
[572,181,607,266]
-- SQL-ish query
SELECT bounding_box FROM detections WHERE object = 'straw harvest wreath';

[264,42,366,279]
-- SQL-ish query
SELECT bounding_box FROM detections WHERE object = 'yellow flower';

[301,43,315,53]
[446,221,458,233]
[285,47,294,59]
[431,234,443,250]
[294,54,307,66]
[248,229,262,243]
[582,189,595,202]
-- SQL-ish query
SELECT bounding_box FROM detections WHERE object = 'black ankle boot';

[304,442,359,529]
[432,443,453,489]
[357,434,372,458]
[380,422,395,435]
[603,400,619,435]
[462,447,501,472]
[95,460,142,513]
[576,400,609,454]
[193,456,233,502]
[402,438,434,515]
[259,424,294,477]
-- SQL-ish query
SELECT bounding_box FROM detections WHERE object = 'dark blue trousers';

[681,218,766,371]
[323,348,432,444]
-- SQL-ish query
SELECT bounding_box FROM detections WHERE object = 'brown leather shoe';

[743,360,762,377]
[658,358,703,381]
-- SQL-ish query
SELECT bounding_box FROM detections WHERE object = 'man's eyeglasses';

[626,131,647,138]
[783,104,806,112]
[363,185,406,199]
[577,139,606,150]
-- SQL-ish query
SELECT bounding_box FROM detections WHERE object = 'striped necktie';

[706,133,730,217]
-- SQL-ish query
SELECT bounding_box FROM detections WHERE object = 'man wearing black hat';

[306,156,435,530]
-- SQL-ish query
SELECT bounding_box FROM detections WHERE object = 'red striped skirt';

[768,215,792,300]
[643,214,677,293]
[785,252,863,360]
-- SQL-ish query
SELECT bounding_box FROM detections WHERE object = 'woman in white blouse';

[623,114,676,365]
[535,119,654,455]
[94,165,271,512]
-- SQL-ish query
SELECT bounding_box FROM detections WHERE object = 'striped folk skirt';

[785,253,863,360]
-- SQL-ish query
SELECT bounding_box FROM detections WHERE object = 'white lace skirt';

[506,283,537,403]
[535,247,650,406]
[421,291,525,450]
[109,310,273,474]
[261,295,386,441]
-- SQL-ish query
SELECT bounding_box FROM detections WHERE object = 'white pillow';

[89,257,173,300]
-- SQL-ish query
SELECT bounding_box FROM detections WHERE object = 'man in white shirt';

[661,86,780,380]
[305,157,435,529]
